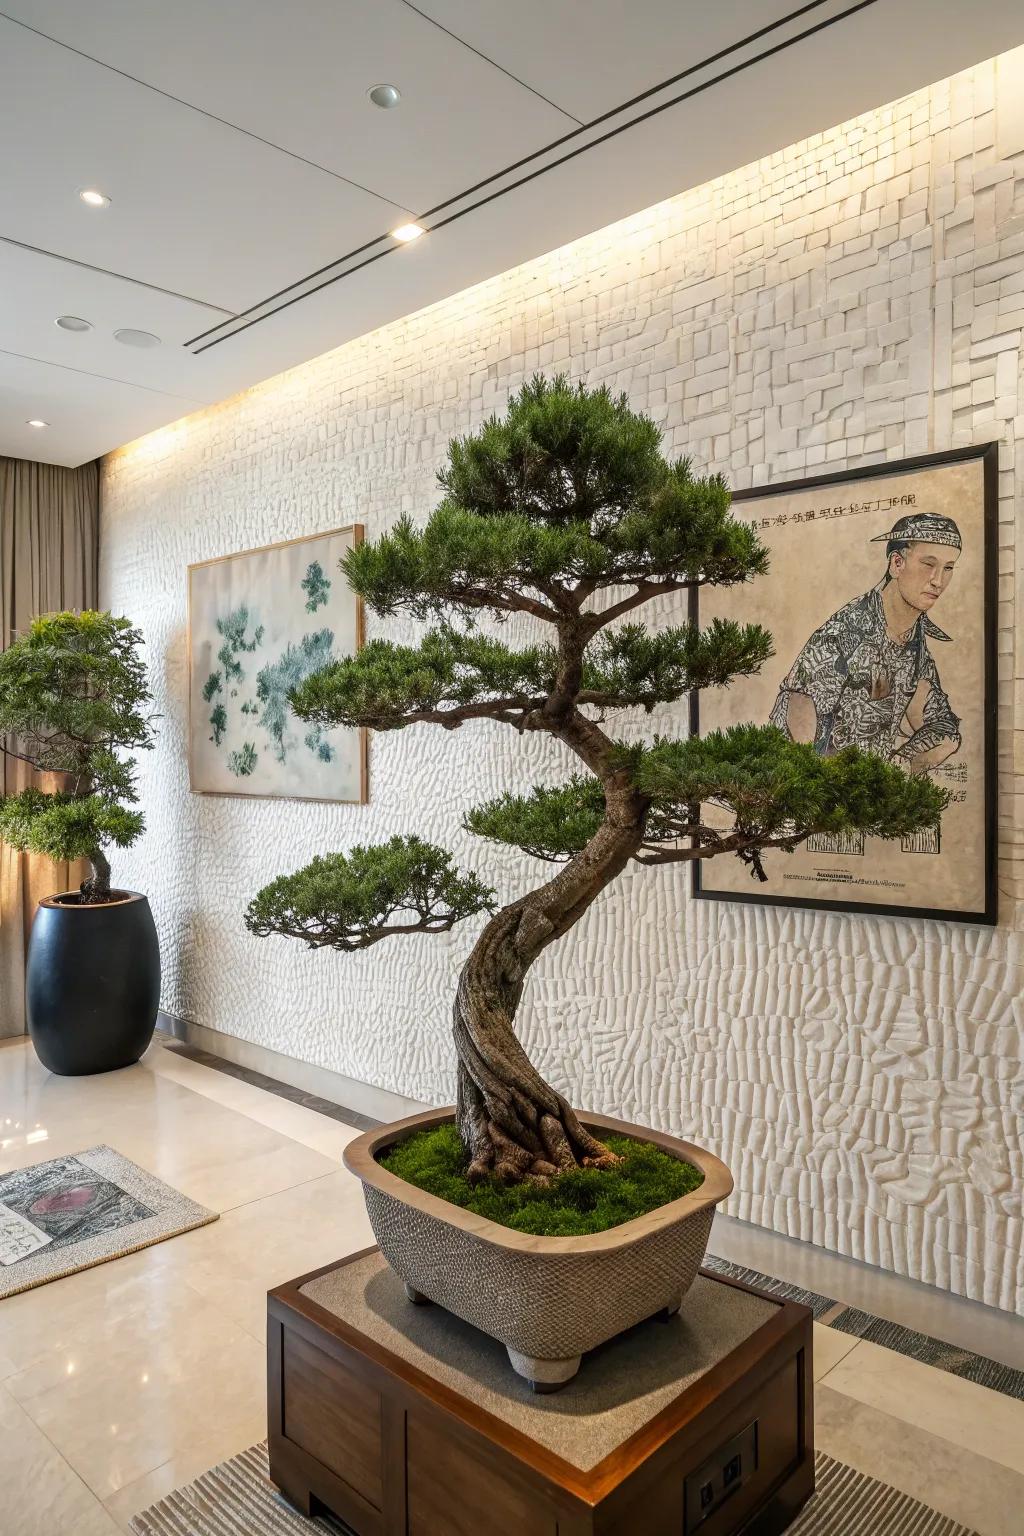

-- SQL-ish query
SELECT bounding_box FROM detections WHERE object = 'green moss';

[378,1124,703,1237]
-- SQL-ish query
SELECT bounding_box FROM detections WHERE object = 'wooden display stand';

[268,1247,814,1536]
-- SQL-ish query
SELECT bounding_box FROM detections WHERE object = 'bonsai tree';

[246,378,943,1185]
[0,611,156,903]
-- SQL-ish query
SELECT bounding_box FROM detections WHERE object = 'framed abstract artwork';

[188,526,367,803]
[693,443,998,924]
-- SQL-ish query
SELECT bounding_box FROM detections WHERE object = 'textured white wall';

[102,52,1024,1312]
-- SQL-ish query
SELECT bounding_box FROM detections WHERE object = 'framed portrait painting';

[188,526,367,803]
[693,443,998,924]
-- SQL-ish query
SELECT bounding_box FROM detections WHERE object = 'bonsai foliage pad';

[268,1245,815,1534]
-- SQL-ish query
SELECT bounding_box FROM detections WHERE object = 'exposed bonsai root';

[380,1121,704,1235]
[455,1012,623,1187]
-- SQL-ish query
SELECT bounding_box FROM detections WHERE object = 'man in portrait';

[769,512,962,775]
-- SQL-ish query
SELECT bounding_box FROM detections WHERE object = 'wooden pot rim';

[343,1106,734,1257]
[38,890,147,910]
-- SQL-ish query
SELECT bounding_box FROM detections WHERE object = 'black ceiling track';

[185,0,879,355]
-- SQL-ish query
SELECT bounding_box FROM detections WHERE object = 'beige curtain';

[1,456,99,1038]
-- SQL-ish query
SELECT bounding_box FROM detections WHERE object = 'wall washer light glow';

[392,223,425,243]
[78,188,111,207]
[368,83,401,109]
[26,419,49,428]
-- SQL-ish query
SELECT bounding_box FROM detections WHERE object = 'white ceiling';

[1,0,1022,467]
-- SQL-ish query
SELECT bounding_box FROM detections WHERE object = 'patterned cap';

[870,513,962,550]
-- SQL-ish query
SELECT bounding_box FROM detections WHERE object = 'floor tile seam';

[211,1166,349,1218]
[826,1336,1024,1400]
[0,1378,121,1520]
[817,1367,1024,1473]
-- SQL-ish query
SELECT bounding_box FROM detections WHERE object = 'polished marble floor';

[0,1035,1020,1535]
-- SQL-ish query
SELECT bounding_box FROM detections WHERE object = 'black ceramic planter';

[26,890,161,1076]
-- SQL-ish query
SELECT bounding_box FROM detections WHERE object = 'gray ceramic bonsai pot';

[343,1106,733,1390]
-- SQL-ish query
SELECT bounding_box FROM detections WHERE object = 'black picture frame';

[690,442,999,926]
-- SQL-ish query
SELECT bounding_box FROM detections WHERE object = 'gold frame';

[186,524,368,805]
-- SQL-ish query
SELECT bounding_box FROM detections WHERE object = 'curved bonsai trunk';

[454,815,643,1183]
[80,848,112,904]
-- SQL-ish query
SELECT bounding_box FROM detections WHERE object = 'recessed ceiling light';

[392,222,425,243]
[368,83,401,109]
[55,315,93,332]
[114,328,161,349]
[78,188,111,208]
[26,419,49,428]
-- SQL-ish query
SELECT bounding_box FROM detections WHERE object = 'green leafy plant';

[0,610,156,902]
[246,377,944,1187]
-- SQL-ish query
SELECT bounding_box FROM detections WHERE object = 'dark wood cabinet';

[268,1247,813,1536]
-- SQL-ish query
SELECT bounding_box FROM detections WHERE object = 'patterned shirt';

[769,585,960,763]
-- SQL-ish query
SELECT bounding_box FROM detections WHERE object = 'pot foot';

[403,1283,431,1305]
[657,1293,685,1321]
[506,1347,581,1391]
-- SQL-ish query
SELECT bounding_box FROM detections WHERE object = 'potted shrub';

[246,378,942,1387]
[0,610,159,1075]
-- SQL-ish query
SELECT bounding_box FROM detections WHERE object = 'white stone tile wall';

[101,51,1024,1312]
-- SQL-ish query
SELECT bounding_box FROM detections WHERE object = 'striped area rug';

[129,1443,976,1535]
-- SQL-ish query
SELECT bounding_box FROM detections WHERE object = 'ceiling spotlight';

[55,315,93,332]
[114,328,161,349]
[78,188,111,208]
[368,83,401,109]
[392,222,425,243]
[27,419,49,428]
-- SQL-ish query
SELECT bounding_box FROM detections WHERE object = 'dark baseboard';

[156,1026,382,1133]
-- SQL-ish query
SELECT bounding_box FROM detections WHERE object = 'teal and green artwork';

[188,527,365,801]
